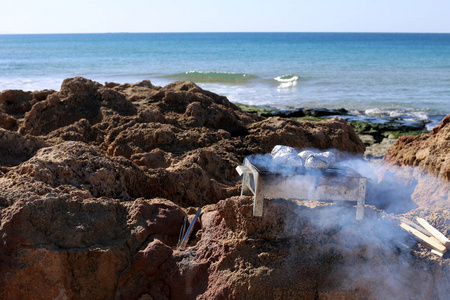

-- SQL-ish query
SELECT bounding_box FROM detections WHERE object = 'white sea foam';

[364,108,430,120]
[274,74,299,83]
[364,108,391,117]
[410,111,430,120]
[185,71,250,77]
[0,77,63,92]
[274,74,299,88]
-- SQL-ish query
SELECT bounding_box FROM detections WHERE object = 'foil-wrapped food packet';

[298,150,315,160]
[303,151,336,169]
[271,145,304,167]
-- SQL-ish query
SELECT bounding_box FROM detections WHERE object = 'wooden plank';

[416,217,450,249]
[400,218,432,236]
[400,223,447,253]
[431,249,445,258]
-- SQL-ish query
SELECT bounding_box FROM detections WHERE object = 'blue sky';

[1,0,449,34]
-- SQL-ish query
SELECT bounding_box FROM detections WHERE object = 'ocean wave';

[274,74,299,88]
[163,71,258,84]
[364,108,430,120]
[274,74,299,83]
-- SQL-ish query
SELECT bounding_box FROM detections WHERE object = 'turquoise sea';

[1,32,449,127]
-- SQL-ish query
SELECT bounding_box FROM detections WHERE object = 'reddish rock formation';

[0,197,185,299]
[4,77,365,207]
[384,115,450,207]
[0,112,17,130]
[0,77,447,299]
[185,197,449,299]
[385,115,450,181]
[2,194,448,299]
[19,78,135,136]
[0,128,47,167]
[0,89,55,131]
[244,116,364,155]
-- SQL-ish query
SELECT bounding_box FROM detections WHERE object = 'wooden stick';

[431,249,445,258]
[400,223,447,253]
[416,217,450,249]
[400,218,432,236]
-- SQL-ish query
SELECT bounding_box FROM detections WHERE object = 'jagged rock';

[0,128,47,166]
[244,116,365,155]
[131,148,174,169]
[112,80,161,102]
[19,77,136,135]
[0,89,54,131]
[384,115,450,207]
[0,197,185,299]
[120,197,450,299]
[14,141,152,200]
[260,107,348,118]
[0,112,17,130]
[153,81,254,135]
[0,90,33,116]
[4,77,447,299]
[2,193,449,299]
[385,115,450,181]
[0,89,54,116]
[45,118,97,143]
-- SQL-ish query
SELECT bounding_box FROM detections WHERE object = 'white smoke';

[248,146,448,298]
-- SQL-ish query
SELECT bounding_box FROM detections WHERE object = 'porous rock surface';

[0,77,448,299]
[384,115,450,207]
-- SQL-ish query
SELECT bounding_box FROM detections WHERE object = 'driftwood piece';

[400,223,447,253]
[416,217,450,249]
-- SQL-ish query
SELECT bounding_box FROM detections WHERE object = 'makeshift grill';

[236,157,367,220]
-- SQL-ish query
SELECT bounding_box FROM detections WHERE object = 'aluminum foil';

[304,151,336,169]
[298,150,315,160]
[271,145,304,167]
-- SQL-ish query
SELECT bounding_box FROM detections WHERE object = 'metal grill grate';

[237,157,367,220]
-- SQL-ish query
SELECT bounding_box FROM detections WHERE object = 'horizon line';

[1,31,450,35]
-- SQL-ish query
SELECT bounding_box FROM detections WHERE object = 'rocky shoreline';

[236,103,439,160]
[1,77,449,299]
